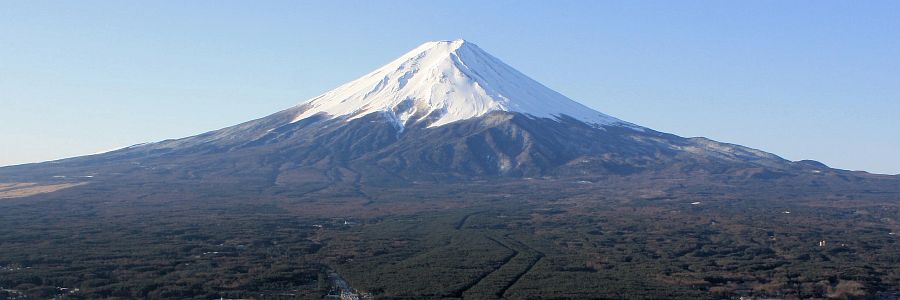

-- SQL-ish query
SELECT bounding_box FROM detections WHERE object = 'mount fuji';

[0,40,892,189]
[3,39,900,300]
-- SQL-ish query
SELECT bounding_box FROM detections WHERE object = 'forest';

[1,178,898,299]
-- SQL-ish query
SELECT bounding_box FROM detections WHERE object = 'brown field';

[0,182,87,199]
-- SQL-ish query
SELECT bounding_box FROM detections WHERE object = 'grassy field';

[0,182,88,199]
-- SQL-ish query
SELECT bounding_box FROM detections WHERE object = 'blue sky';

[1,1,898,174]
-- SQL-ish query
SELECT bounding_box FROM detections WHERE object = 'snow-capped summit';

[291,39,629,128]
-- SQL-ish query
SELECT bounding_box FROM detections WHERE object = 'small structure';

[341,291,360,300]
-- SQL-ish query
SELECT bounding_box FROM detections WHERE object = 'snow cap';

[292,39,628,128]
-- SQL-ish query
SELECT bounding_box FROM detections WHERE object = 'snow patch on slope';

[291,39,634,129]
